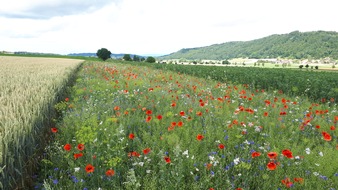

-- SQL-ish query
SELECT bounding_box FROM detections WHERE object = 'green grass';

[33,60,338,189]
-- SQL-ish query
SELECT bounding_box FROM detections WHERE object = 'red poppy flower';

[164,156,171,163]
[330,126,336,130]
[156,114,163,120]
[85,164,95,173]
[218,143,225,149]
[143,148,151,155]
[146,110,152,115]
[106,169,115,176]
[196,134,204,141]
[267,152,278,159]
[64,144,71,151]
[251,151,261,158]
[280,111,287,115]
[196,111,202,116]
[179,111,185,116]
[322,131,332,141]
[282,149,293,158]
[129,133,135,140]
[128,151,140,157]
[146,116,152,122]
[51,127,58,133]
[171,122,177,127]
[171,102,176,107]
[77,144,85,151]
[294,177,304,184]
[281,177,293,188]
[65,97,69,102]
[263,112,269,117]
[267,162,277,170]
[177,121,183,127]
[114,106,120,111]
[315,125,320,129]
[74,153,83,160]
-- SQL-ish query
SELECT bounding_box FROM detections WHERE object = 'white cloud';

[0,0,337,55]
[0,0,118,19]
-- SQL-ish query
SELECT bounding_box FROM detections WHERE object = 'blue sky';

[0,0,337,55]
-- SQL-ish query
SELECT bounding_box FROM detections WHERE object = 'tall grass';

[0,56,83,189]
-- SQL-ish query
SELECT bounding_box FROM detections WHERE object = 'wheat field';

[0,56,83,189]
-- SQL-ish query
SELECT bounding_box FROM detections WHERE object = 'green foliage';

[133,55,140,62]
[123,54,132,61]
[222,60,230,65]
[162,31,338,60]
[96,48,111,61]
[145,56,156,63]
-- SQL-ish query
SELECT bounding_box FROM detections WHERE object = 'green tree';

[145,56,156,63]
[123,54,132,61]
[133,55,140,62]
[96,48,111,61]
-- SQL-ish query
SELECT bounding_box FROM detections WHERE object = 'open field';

[34,60,338,189]
[0,56,83,189]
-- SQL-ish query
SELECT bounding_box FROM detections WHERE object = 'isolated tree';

[96,48,111,61]
[145,56,156,63]
[123,54,132,61]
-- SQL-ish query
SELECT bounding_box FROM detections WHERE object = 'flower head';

[267,162,277,170]
[164,156,171,163]
[85,164,95,173]
[282,149,293,159]
[267,152,278,160]
[77,144,85,151]
[322,131,332,141]
[196,134,204,141]
[251,151,261,158]
[106,169,115,177]
[51,127,58,133]
[129,133,135,140]
[64,144,71,151]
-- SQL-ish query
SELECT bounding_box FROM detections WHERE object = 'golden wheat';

[0,56,83,189]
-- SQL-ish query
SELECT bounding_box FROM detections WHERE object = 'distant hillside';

[161,31,338,60]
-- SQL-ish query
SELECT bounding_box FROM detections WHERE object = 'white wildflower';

[234,158,240,165]
[305,148,311,155]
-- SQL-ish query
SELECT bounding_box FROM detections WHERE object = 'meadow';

[34,60,338,189]
[0,56,83,189]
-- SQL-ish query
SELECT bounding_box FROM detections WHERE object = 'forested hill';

[161,31,338,60]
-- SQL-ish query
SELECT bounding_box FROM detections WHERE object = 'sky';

[0,0,337,56]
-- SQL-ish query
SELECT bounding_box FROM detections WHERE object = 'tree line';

[96,48,156,63]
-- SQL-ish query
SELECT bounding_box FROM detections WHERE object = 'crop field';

[0,56,83,189]
[34,60,338,189]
